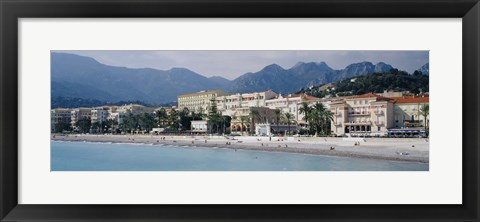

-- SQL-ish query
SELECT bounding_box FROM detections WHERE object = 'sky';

[59,50,429,80]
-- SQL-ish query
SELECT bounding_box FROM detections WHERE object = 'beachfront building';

[116,104,156,115]
[265,93,320,125]
[190,120,208,133]
[329,93,394,136]
[70,108,93,128]
[107,112,125,124]
[178,90,227,113]
[91,108,108,124]
[51,108,72,132]
[391,95,429,128]
[230,107,277,134]
[255,123,299,136]
[216,90,278,116]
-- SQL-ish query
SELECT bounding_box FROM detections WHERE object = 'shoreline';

[51,134,429,164]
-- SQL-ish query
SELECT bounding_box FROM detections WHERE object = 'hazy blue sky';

[59,50,429,80]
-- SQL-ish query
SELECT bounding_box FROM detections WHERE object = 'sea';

[51,141,428,171]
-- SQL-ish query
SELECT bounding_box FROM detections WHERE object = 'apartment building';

[178,90,227,113]
[216,90,277,116]
[391,95,429,128]
[330,93,394,136]
[265,93,320,125]
[70,108,93,128]
[91,108,108,124]
[51,108,71,132]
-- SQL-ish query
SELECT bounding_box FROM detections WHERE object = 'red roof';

[391,96,429,104]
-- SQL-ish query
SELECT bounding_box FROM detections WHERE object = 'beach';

[51,134,429,163]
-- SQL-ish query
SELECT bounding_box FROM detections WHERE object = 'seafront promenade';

[51,134,429,163]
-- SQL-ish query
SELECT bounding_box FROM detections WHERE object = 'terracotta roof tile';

[392,96,429,104]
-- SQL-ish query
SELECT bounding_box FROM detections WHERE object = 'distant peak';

[292,61,329,69]
[169,67,189,72]
[262,63,284,71]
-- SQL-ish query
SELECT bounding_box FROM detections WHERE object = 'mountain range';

[51,52,428,104]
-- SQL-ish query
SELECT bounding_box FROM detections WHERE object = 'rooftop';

[391,96,429,104]
[178,90,225,97]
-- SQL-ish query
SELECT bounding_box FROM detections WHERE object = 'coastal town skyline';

[55,50,429,80]
[51,50,429,171]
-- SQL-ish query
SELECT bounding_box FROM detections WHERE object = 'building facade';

[216,90,277,116]
[51,108,71,132]
[178,90,227,113]
[265,93,320,125]
[391,95,429,128]
[91,108,108,124]
[330,93,394,136]
[70,108,93,129]
[230,107,277,134]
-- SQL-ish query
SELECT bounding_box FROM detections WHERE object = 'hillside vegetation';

[297,69,429,97]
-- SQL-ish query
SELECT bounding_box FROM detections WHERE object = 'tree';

[53,120,72,133]
[219,115,231,134]
[418,104,429,137]
[155,108,168,128]
[240,116,250,135]
[274,108,282,134]
[106,119,118,133]
[75,117,91,133]
[139,113,155,132]
[249,109,262,134]
[179,108,191,131]
[283,112,295,134]
[308,102,332,136]
[168,109,180,131]
[120,113,139,134]
[298,102,311,133]
[91,122,102,133]
[322,109,334,136]
[207,99,222,134]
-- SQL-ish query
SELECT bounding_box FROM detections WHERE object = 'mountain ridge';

[51,52,424,104]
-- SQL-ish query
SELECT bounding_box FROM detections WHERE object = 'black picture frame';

[1,0,479,221]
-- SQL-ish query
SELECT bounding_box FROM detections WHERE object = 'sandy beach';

[51,134,429,163]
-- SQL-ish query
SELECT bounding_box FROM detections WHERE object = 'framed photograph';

[1,0,479,221]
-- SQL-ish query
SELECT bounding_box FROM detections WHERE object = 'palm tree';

[274,108,282,134]
[168,109,180,131]
[155,108,167,128]
[106,119,118,133]
[139,113,155,132]
[283,112,294,134]
[240,116,250,135]
[249,109,262,134]
[322,109,334,136]
[299,101,311,126]
[418,104,429,136]
[308,102,332,136]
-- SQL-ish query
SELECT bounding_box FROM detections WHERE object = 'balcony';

[374,121,385,126]
[349,112,370,116]
[374,110,384,115]
[345,121,372,126]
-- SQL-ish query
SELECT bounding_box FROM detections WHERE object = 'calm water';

[51,141,428,171]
